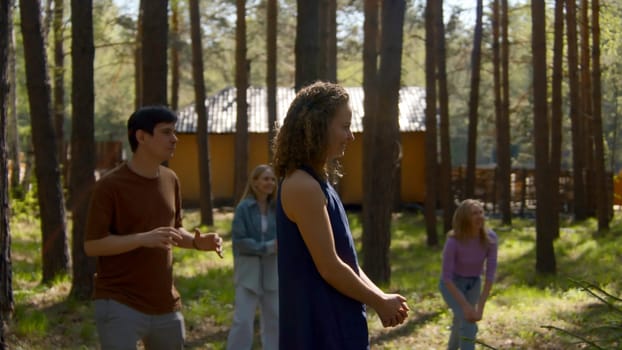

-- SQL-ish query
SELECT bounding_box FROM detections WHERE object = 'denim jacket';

[232,197,278,293]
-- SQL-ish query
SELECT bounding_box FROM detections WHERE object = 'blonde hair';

[239,164,276,205]
[449,199,491,246]
[272,81,349,181]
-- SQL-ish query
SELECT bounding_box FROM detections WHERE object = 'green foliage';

[9,0,622,173]
[13,307,48,337]
[10,182,39,222]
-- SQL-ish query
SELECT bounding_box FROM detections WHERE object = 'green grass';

[4,209,622,349]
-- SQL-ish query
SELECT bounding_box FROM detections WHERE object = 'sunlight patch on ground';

[174,255,231,277]
[479,286,593,349]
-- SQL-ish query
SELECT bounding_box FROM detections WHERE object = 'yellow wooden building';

[168,86,426,207]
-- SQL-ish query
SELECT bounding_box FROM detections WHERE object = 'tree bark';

[170,0,180,111]
[465,0,483,200]
[362,0,405,284]
[20,0,70,283]
[531,0,556,275]
[53,0,65,182]
[266,0,277,160]
[1,0,15,338]
[498,0,512,224]
[234,0,248,204]
[424,0,439,246]
[550,0,564,238]
[141,0,168,106]
[580,0,594,217]
[7,3,19,193]
[435,0,453,233]
[189,0,214,225]
[566,0,587,221]
[362,0,380,280]
[134,1,143,109]
[319,0,337,82]
[69,0,96,299]
[492,0,502,210]
[295,0,320,90]
[590,0,609,232]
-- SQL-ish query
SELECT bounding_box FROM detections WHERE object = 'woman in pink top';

[439,199,498,350]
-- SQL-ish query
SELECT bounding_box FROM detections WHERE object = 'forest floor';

[5,209,622,349]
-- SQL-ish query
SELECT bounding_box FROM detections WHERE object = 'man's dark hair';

[127,106,178,152]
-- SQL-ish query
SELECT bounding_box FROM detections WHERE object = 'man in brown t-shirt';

[85,106,223,350]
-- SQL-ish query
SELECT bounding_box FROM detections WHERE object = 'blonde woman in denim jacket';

[226,164,278,350]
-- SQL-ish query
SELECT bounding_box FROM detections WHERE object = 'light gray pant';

[226,286,279,350]
[94,299,185,350]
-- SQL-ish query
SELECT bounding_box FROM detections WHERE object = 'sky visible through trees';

[111,0,481,29]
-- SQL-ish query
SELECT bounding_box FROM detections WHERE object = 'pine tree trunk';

[7,4,19,193]
[566,0,587,221]
[170,0,180,111]
[53,0,65,183]
[69,0,96,299]
[189,0,214,225]
[362,0,405,283]
[234,0,248,204]
[580,0,595,217]
[362,0,380,277]
[424,0,439,246]
[590,0,609,232]
[20,0,70,283]
[550,0,564,238]
[531,0,556,274]
[498,0,512,224]
[465,0,483,200]
[1,0,15,334]
[141,0,168,106]
[295,0,320,90]
[266,0,277,160]
[319,0,336,82]
[134,1,143,109]
[435,0,453,233]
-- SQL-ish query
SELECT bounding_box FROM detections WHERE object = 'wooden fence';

[451,166,613,215]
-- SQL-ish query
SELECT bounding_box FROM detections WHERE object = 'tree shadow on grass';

[12,265,236,349]
[540,281,622,349]
[8,294,99,349]
[370,311,441,346]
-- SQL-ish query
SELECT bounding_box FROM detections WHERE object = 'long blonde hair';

[449,199,491,246]
[239,164,276,205]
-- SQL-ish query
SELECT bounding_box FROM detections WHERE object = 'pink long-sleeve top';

[441,230,498,282]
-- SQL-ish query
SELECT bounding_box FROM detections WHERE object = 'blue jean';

[439,276,481,350]
[94,299,185,350]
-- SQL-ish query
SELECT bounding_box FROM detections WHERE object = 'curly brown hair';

[272,81,350,181]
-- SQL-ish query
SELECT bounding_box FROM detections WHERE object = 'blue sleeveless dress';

[276,166,369,350]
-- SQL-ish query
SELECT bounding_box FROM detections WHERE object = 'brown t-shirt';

[85,163,183,314]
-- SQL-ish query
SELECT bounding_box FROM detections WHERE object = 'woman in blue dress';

[272,81,409,350]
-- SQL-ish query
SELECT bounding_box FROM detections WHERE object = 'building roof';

[176,86,426,134]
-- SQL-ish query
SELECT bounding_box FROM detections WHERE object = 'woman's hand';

[373,293,409,328]
[462,304,479,323]
[472,304,485,322]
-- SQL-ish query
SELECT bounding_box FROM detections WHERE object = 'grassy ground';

[5,209,622,349]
